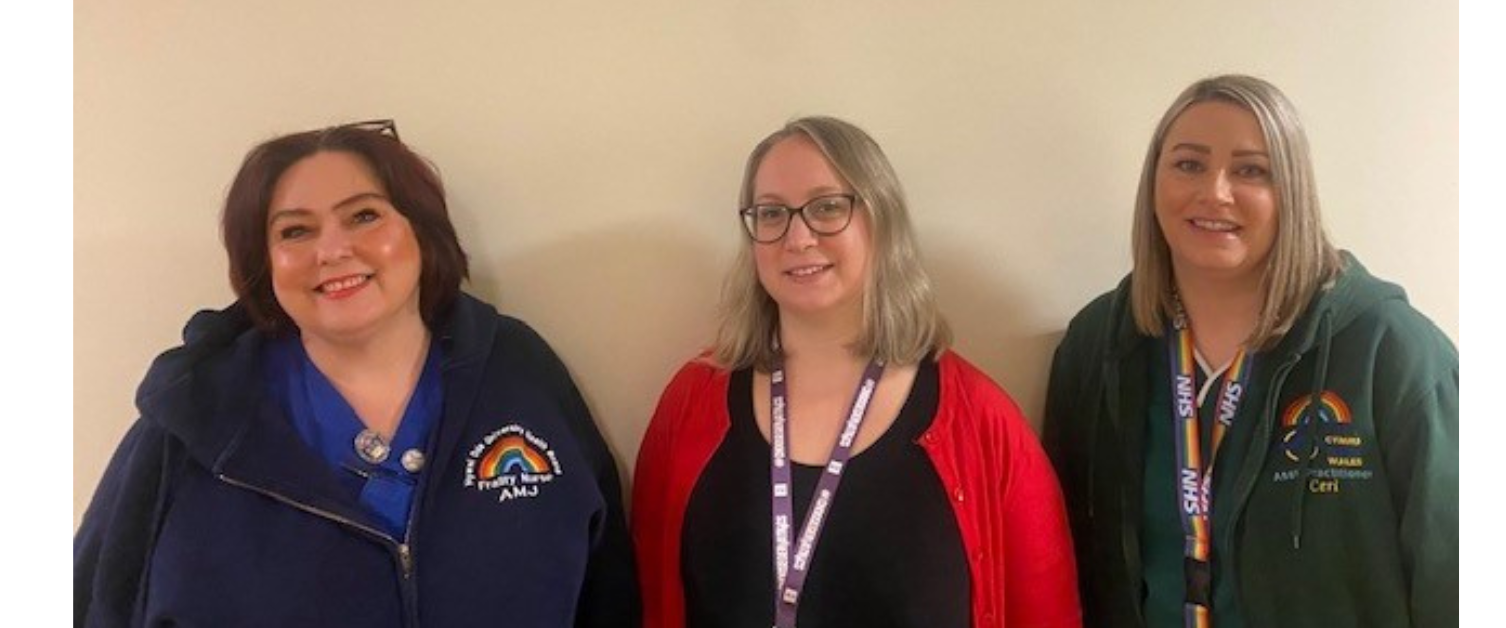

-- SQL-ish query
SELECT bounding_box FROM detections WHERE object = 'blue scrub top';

[263,335,444,539]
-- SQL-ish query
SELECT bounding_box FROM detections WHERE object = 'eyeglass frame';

[737,193,861,244]
[329,119,401,142]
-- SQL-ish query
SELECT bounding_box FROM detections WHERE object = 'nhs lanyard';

[1167,315,1254,628]
[769,355,885,628]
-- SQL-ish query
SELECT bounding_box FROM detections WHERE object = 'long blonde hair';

[712,116,951,371]
[1130,75,1342,349]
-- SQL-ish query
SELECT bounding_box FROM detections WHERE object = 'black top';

[681,357,971,628]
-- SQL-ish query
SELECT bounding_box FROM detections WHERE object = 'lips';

[785,264,833,278]
[1190,218,1240,233]
[316,274,372,297]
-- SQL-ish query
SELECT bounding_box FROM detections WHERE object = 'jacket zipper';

[398,543,413,577]
[1219,353,1299,623]
[216,474,419,619]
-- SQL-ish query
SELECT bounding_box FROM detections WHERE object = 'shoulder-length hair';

[1130,75,1342,349]
[712,116,951,371]
[221,121,469,335]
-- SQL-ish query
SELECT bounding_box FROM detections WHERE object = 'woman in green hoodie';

[1043,74,1457,628]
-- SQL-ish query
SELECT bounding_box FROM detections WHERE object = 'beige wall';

[75,1,1458,526]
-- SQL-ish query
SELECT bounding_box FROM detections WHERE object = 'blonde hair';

[1130,74,1342,349]
[712,116,951,371]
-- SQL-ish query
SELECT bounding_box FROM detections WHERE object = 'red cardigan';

[631,351,1082,628]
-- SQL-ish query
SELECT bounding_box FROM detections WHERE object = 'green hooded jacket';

[1043,252,1458,627]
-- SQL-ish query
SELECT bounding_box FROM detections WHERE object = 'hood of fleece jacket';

[1102,250,1407,359]
[132,302,266,472]
[130,293,501,473]
[1267,251,1407,360]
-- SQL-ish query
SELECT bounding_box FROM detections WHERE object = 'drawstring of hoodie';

[1290,311,1334,550]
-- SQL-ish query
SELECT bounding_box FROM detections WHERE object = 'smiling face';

[266,150,424,345]
[750,135,872,327]
[1154,100,1279,288]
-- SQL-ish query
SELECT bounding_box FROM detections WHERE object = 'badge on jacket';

[464,423,563,502]
[1272,391,1373,493]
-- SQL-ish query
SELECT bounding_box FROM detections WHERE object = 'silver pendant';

[354,429,391,464]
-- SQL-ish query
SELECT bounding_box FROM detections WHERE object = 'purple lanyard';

[1166,311,1254,628]
[769,355,886,628]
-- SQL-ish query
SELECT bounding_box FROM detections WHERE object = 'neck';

[301,316,431,375]
[300,317,432,436]
[1174,270,1263,367]
[776,308,864,369]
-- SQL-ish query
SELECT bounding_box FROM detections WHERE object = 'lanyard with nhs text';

[769,354,885,628]
[1167,310,1254,628]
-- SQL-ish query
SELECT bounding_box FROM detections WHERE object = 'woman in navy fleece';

[74,120,639,627]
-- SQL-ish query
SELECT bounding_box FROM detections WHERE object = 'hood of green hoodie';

[1266,251,1407,360]
[1105,250,1408,359]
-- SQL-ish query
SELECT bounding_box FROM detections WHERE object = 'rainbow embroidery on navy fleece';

[463,423,562,502]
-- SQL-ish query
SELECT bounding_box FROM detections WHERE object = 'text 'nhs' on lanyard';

[1167,305,1254,628]
[769,354,885,628]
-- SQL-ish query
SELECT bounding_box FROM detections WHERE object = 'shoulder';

[103,418,177,484]
[438,292,555,357]
[1339,298,1458,418]
[668,354,729,393]
[931,353,1056,480]
[1301,260,1458,434]
[653,354,733,419]
[1324,254,1456,370]
[938,352,1014,405]
[1321,258,1457,390]
[449,295,568,373]
[645,355,734,434]
[1068,285,1124,330]
[1353,299,1456,364]
[494,314,556,355]
[638,355,735,473]
[935,352,1031,431]
[1060,278,1132,349]
[136,303,258,408]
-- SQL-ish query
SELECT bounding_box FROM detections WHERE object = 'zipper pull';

[398,543,413,579]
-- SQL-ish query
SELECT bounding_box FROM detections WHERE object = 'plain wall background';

[75,1,1457,526]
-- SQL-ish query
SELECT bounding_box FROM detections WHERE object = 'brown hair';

[221,122,468,334]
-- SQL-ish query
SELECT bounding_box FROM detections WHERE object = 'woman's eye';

[1172,159,1204,174]
[755,206,787,222]
[352,208,381,224]
[277,225,311,240]
[1237,164,1270,179]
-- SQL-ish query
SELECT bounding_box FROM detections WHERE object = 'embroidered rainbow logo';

[1280,390,1352,427]
[1280,390,1353,462]
[477,435,554,479]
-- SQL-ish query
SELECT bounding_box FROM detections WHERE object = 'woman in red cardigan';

[631,116,1081,628]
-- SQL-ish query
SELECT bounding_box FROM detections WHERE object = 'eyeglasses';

[739,193,859,244]
[331,119,401,142]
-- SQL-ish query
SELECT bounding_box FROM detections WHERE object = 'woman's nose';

[1200,169,1235,205]
[315,226,354,264]
[782,210,818,251]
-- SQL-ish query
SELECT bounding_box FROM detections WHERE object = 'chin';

[1177,249,1254,272]
[781,296,861,322]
